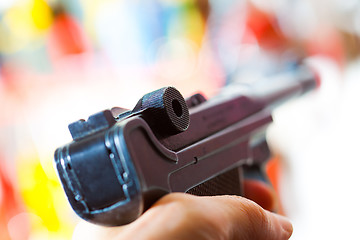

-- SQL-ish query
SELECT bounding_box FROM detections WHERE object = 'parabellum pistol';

[54,65,318,226]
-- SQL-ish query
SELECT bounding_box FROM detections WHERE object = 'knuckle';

[225,197,272,240]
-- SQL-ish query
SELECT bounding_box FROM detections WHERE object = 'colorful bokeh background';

[0,0,359,239]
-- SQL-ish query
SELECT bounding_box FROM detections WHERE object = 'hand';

[73,181,292,240]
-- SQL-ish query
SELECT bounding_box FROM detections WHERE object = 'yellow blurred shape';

[0,0,52,53]
[183,3,205,47]
[17,153,74,238]
[166,0,206,49]
[31,0,53,30]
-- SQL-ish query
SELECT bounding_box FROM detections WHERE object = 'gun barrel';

[219,66,318,110]
[160,65,317,151]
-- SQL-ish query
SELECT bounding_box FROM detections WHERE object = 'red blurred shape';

[245,4,288,51]
[305,26,345,68]
[48,13,89,58]
[265,155,285,215]
[0,158,29,240]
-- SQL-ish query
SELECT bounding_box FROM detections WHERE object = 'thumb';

[150,193,292,240]
[72,193,293,240]
[210,195,293,240]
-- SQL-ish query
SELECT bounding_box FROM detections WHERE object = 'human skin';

[73,180,293,240]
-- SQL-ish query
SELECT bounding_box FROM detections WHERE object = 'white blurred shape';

[7,212,47,240]
[0,0,17,11]
[150,37,198,82]
[269,56,360,239]
[95,1,145,66]
[72,220,108,240]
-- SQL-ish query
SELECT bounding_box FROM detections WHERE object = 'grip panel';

[186,167,243,196]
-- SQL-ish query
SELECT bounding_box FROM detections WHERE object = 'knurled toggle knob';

[133,86,190,135]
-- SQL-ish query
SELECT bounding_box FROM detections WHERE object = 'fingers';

[243,179,278,211]
[115,193,292,240]
[210,195,292,240]
[73,193,292,240]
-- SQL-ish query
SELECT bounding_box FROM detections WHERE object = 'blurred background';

[0,0,359,239]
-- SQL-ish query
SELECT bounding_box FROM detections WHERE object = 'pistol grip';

[186,167,244,196]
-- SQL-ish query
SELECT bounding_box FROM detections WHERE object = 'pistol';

[54,65,318,226]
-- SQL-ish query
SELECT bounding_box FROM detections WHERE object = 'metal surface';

[54,65,317,226]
